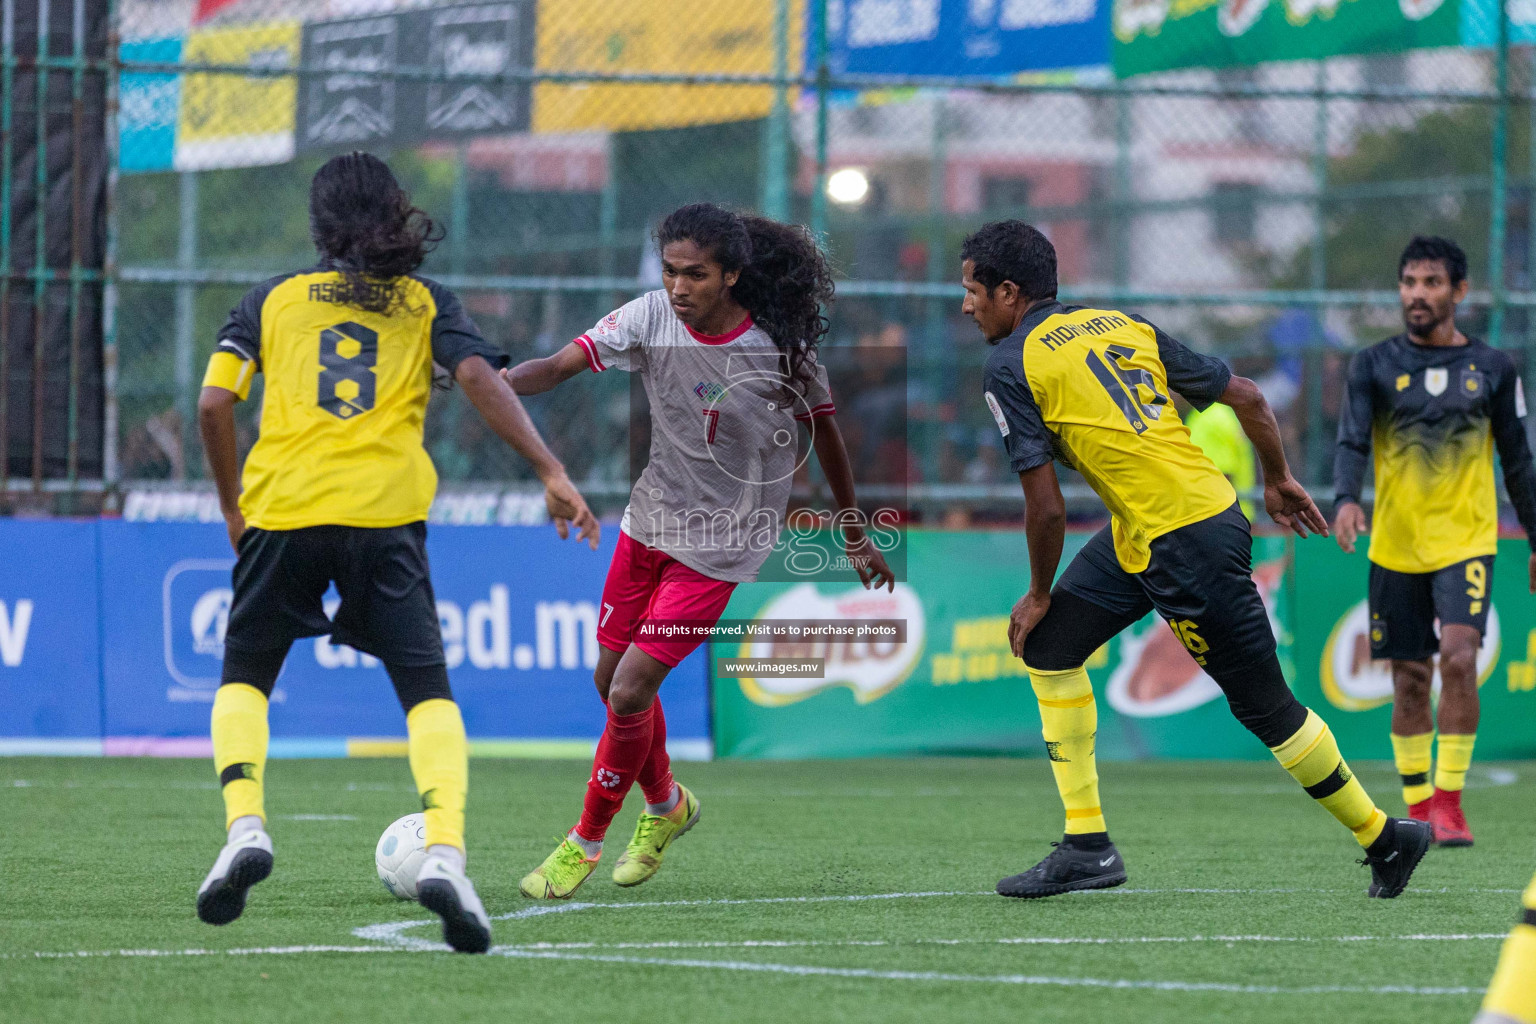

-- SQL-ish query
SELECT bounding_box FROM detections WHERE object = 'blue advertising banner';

[119,37,182,174]
[0,521,709,755]
[822,0,1109,77]
[1462,0,1536,46]
[0,521,101,739]
[98,521,709,744]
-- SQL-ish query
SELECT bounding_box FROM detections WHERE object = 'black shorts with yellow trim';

[222,521,446,676]
[1023,503,1277,683]
[1367,555,1493,662]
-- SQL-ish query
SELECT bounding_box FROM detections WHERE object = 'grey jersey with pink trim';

[577,289,835,582]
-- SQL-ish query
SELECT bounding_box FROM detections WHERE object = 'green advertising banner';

[713,530,1293,760]
[1112,0,1461,78]
[1290,537,1536,760]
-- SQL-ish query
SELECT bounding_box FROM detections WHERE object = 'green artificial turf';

[1,756,1530,1023]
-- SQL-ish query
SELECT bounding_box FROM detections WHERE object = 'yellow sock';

[1270,709,1386,848]
[211,683,268,830]
[1435,733,1476,792]
[1390,732,1434,806]
[1482,873,1536,1023]
[407,698,468,851]
[1027,665,1105,835]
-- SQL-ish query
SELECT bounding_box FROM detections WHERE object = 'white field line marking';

[473,886,1523,915]
[504,933,1508,952]
[350,891,999,949]
[488,947,1482,995]
[351,884,1519,954]
[278,814,358,821]
[343,892,1495,996]
[4,946,405,960]
[9,884,1502,1000]
[1113,887,1523,894]
[8,934,1506,962]
[1482,767,1520,786]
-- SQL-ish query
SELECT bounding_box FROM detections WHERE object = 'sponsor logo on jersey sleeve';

[984,391,1010,437]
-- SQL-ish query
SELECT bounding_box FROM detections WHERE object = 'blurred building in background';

[9,0,1531,525]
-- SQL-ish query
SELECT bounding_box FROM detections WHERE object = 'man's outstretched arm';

[456,354,600,548]
[810,413,895,592]
[501,342,590,396]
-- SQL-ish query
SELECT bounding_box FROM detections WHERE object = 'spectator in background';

[937,425,971,484]
[844,321,912,483]
[1186,401,1257,520]
[964,431,1001,485]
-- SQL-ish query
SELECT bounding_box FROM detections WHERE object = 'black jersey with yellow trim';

[1334,333,1536,574]
[201,266,507,531]
[982,299,1237,573]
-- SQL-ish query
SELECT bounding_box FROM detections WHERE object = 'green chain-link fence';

[10,0,1535,521]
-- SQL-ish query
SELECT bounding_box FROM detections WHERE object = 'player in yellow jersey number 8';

[194,152,599,953]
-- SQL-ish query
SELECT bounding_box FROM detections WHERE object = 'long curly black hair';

[309,152,443,314]
[655,203,833,396]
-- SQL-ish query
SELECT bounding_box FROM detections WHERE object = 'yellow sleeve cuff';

[202,350,255,400]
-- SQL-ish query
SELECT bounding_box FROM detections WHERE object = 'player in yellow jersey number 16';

[965,220,1426,903]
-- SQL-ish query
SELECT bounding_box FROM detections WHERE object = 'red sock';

[575,705,654,843]
[638,697,675,806]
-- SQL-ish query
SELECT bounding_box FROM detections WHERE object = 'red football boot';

[1429,788,1474,847]
[1407,797,1432,823]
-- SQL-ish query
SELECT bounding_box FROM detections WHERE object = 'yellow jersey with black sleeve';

[200,268,508,531]
[982,301,1237,573]
[1334,334,1536,574]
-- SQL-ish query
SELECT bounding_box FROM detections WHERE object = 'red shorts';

[597,531,738,667]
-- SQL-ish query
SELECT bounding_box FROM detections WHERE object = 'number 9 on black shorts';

[1367,555,1494,662]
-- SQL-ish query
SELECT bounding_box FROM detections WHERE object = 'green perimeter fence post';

[65,0,84,491]
[810,0,828,242]
[1490,0,1511,349]
[1112,88,1130,290]
[449,143,469,276]
[31,0,48,491]
[760,0,790,220]
[1306,60,1329,489]
[1528,40,1536,406]
[172,169,197,472]
[925,91,947,484]
[0,0,13,493]
[599,131,619,311]
[102,0,118,497]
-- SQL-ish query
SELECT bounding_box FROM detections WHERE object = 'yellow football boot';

[612,784,701,888]
[519,836,599,899]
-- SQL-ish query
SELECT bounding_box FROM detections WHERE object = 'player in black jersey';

[1334,235,1536,846]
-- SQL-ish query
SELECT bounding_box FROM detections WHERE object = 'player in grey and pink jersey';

[504,203,894,898]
